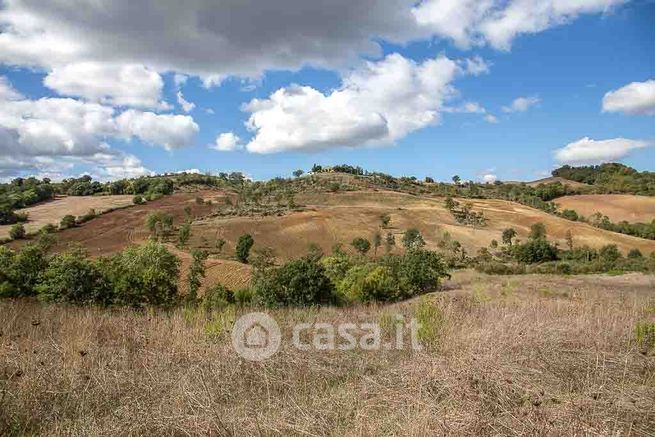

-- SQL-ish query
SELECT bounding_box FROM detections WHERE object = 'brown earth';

[0,195,134,239]
[526,176,591,189]
[189,190,655,263]
[555,194,655,223]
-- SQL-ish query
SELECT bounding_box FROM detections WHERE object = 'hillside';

[526,176,591,189]
[555,194,655,223]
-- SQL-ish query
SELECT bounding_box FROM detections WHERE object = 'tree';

[236,234,254,263]
[60,214,76,229]
[489,239,498,249]
[379,213,391,228]
[133,195,145,205]
[512,239,558,264]
[351,237,371,255]
[425,176,434,183]
[502,228,517,246]
[292,169,304,178]
[599,244,622,264]
[529,222,547,240]
[254,255,335,307]
[178,222,191,247]
[216,238,226,253]
[444,196,456,210]
[565,230,574,251]
[373,232,382,256]
[402,228,425,250]
[186,250,208,303]
[9,223,26,240]
[311,164,323,173]
[452,175,461,185]
[627,248,643,259]
[385,232,396,253]
[145,211,173,240]
[36,248,111,305]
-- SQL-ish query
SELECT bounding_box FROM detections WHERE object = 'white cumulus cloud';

[602,79,655,116]
[211,133,242,152]
[116,110,199,151]
[243,53,460,153]
[502,95,540,113]
[554,137,651,165]
[176,91,196,113]
[44,63,168,109]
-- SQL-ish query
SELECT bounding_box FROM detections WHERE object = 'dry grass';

[555,194,655,223]
[526,177,591,189]
[0,195,134,239]
[2,272,654,436]
[189,190,655,262]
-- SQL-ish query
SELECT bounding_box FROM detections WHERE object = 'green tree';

[186,250,208,303]
[452,175,461,185]
[529,222,547,240]
[402,228,425,250]
[292,169,304,178]
[236,234,254,263]
[444,196,456,210]
[627,248,643,259]
[502,228,517,246]
[178,222,191,247]
[145,211,173,240]
[351,237,371,255]
[373,232,382,256]
[60,214,76,229]
[512,239,558,264]
[9,223,26,240]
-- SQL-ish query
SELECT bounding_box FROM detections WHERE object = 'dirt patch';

[0,195,134,238]
[555,194,655,223]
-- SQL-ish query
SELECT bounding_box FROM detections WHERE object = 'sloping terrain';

[189,190,655,261]
[0,195,134,239]
[555,194,655,223]
[526,176,591,189]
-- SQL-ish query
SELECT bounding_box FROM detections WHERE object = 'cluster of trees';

[444,197,487,226]
[0,241,180,307]
[0,178,55,224]
[552,163,655,195]
[474,223,655,275]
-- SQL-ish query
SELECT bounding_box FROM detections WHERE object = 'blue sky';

[0,0,654,182]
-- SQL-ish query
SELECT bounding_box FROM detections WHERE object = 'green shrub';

[104,241,180,307]
[9,223,26,240]
[320,253,354,283]
[77,208,96,224]
[628,248,643,259]
[512,238,558,264]
[415,296,444,346]
[202,284,233,311]
[60,214,76,229]
[402,228,425,250]
[133,195,145,205]
[40,223,57,234]
[36,248,111,305]
[178,222,191,247]
[233,287,254,306]
[336,264,396,303]
[384,249,449,297]
[254,255,335,307]
[634,321,655,353]
[236,234,254,263]
[475,261,526,275]
[145,211,173,240]
[1,244,47,297]
[351,237,371,255]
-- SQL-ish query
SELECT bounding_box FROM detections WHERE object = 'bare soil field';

[6,190,223,257]
[0,195,134,239]
[555,194,655,223]
[2,272,653,435]
[189,190,655,262]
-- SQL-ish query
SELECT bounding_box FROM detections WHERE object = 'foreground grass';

[1,272,654,436]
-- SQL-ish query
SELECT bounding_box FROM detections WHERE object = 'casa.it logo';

[231,312,282,361]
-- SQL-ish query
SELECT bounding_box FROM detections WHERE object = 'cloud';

[484,114,499,123]
[502,95,540,112]
[44,63,168,109]
[0,0,626,82]
[0,76,196,177]
[116,110,199,151]
[243,53,460,153]
[176,91,196,113]
[554,137,651,165]
[211,133,242,152]
[602,79,655,115]
[482,173,497,183]
[413,0,627,50]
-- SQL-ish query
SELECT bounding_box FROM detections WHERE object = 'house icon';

[243,323,270,349]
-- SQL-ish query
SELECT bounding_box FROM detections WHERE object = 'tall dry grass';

[1,271,654,436]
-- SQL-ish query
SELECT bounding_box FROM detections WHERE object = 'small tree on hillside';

[380,214,391,228]
[236,234,254,263]
[60,214,76,229]
[565,230,574,251]
[502,228,517,246]
[351,237,371,255]
[9,223,26,240]
[402,228,425,250]
[385,232,396,253]
[452,175,461,185]
[178,222,191,247]
[293,169,304,178]
[529,222,547,240]
[373,232,382,256]
[186,250,208,304]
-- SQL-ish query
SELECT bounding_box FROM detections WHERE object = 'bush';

[336,264,395,303]
[236,234,254,263]
[178,222,191,247]
[254,255,335,307]
[104,241,180,307]
[627,248,643,259]
[60,214,76,229]
[9,223,26,240]
[77,208,97,224]
[36,248,111,305]
[386,249,449,296]
[351,237,371,255]
[599,244,622,264]
[145,211,173,240]
[475,261,526,275]
[402,229,425,250]
[233,287,254,306]
[202,284,233,311]
[40,223,57,234]
[133,195,145,205]
[512,238,558,264]
[0,244,48,297]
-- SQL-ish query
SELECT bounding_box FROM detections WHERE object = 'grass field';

[2,271,653,435]
[555,194,655,223]
[0,195,134,239]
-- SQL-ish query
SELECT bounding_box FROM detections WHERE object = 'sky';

[0,0,654,182]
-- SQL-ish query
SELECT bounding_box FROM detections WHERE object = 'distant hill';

[526,176,591,189]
